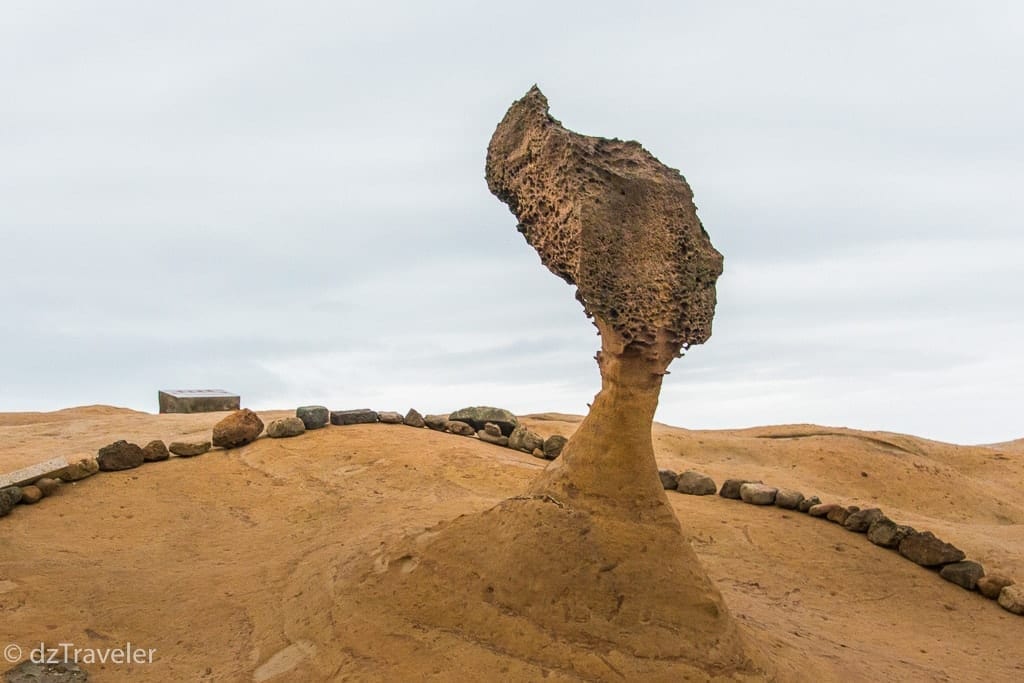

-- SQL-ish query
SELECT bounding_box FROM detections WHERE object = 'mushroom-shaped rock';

[354,87,769,680]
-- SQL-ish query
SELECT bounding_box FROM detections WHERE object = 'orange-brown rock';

[486,85,723,359]
[211,409,264,449]
[352,87,771,680]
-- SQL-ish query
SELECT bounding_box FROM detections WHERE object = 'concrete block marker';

[0,456,70,489]
[158,389,240,414]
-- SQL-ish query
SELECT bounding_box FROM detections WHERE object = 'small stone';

[404,409,426,428]
[0,486,23,517]
[826,506,853,525]
[508,424,544,454]
[739,483,777,505]
[267,417,306,438]
[808,503,841,518]
[445,420,476,437]
[378,411,404,424]
[59,457,99,482]
[19,485,43,504]
[329,409,378,426]
[867,517,916,549]
[844,508,885,533]
[97,440,145,471]
[658,470,679,490]
[483,422,503,437]
[532,448,546,459]
[939,561,985,590]
[424,414,449,431]
[677,470,717,496]
[774,489,805,509]
[212,409,265,448]
[898,531,966,567]
[169,440,213,456]
[543,435,568,459]
[797,495,821,512]
[977,574,1015,600]
[477,430,509,447]
[448,406,518,435]
[3,659,89,682]
[142,440,170,462]
[998,584,1024,615]
[296,405,330,430]
[719,479,761,500]
[35,478,60,496]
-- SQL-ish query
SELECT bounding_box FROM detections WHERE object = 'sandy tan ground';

[1,407,1022,681]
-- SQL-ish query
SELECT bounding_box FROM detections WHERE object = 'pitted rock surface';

[486,86,723,359]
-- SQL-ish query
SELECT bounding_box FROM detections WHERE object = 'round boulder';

[445,420,476,437]
[977,574,1015,600]
[898,531,966,567]
[739,483,777,505]
[296,405,330,430]
[808,503,841,518]
[0,486,23,517]
[97,440,145,471]
[844,508,884,533]
[774,489,805,510]
[212,409,265,448]
[676,470,717,496]
[35,478,61,497]
[658,469,679,490]
[477,430,509,447]
[424,414,449,431]
[939,561,985,590]
[508,424,544,454]
[404,409,426,428]
[142,440,170,462]
[998,584,1024,615]
[797,495,821,513]
[20,485,43,505]
[267,417,306,438]
[542,435,568,459]
[866,517,915,549]
[59,457,99,482]
[719,478,761,500]
[378,411,405,425]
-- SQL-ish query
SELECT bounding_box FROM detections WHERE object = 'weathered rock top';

[485,86,723,361]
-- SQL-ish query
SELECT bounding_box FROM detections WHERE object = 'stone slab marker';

[0,456,70,488]
[158,389,240,414]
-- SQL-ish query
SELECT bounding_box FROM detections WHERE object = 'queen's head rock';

[486,86,722,368]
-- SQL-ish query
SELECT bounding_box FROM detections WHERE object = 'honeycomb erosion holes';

[343,87,780,681]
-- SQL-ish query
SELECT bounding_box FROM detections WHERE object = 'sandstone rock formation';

[97,440,144,471]
[212,409,264,448]
[349,88,771,679]
[267,417,307,438]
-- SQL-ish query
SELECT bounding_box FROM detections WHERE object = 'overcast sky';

[1,1,1021,444]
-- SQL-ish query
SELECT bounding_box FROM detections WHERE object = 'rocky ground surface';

[1,406,1022,681]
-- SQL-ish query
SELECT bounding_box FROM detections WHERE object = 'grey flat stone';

[158,389,239,414]
[0,456,71,489]
[330,409,379,426]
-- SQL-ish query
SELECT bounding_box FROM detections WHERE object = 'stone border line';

[658,468,1023,617]
[2,409,1019,619]
[0,406,562,519]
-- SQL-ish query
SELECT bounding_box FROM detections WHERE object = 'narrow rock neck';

[528,330,677,523]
